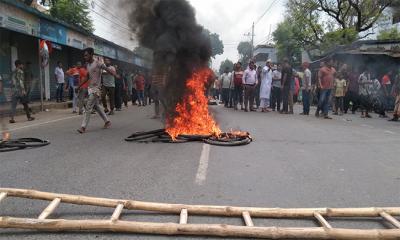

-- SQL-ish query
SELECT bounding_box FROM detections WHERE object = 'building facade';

[253,45,277,67]
[0,0,151,104]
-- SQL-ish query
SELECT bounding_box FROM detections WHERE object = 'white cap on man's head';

[266,59,272,63]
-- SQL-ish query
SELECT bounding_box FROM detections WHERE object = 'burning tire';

[203,133,252,147]
[0,138,50,152]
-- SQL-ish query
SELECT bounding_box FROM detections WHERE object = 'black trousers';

[281,85,290,112]
[270,86,282,111]
[114,81,123,109]
[344,91,359,113]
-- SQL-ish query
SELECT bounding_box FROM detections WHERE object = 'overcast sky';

[90,0,287,70]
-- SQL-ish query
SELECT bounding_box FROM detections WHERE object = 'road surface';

[1,104,400,239]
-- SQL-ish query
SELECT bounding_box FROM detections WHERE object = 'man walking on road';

[242,61,258,112]
[101,58,116,115]
[316,59,336,119]
[9,60,35,123]
[300,62,312,115]
[77,48,117,134]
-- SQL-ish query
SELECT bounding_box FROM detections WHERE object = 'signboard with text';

[39,19,67,45]
[0,3,39,36]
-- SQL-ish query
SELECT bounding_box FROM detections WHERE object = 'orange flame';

[2,132,10,141]
[166,68,222,139]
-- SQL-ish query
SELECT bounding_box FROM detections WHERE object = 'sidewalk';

[0,100,72,117]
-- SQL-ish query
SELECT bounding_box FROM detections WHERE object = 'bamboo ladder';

[1,188,400,239]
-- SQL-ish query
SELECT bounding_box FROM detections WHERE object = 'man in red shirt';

[76,62,88,115]
[316,59,336,119]
[135,72,145,106]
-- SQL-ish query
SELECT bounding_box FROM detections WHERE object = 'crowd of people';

[7,48,154,133]
[213,58,400,122]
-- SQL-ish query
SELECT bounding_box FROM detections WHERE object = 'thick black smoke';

[125,0,212,120]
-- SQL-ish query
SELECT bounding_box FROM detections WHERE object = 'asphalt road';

[1,103,400,239]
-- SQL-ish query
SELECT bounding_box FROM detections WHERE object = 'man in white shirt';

[219,67,232,107]
[259,59,273,112]
[54,61,65,102]
[301,62,312,115]
[242,61,258,112]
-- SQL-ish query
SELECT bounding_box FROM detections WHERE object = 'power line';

[90,9,133,33]
[254,0,280,26]
[92,1,131,30]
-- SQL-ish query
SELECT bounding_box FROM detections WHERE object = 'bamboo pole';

[1,217,400,239]
[38,198,61,220]
[1,188,400,218]
[110,204,124,223]
[242,211,254,227]
[179,209,188,224]
[314,212,332,229]
[380,211,400,229]
[0,192,7,203]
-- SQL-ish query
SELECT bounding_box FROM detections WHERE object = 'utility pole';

[251,22,255,59]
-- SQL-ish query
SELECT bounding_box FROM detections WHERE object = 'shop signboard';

[39,19,67,45]
[94,41,104,56]
[67,30,95,50]
[103,44,116,59]
[0,3,39,36]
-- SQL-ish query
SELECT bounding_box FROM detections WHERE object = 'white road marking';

[195,144,211,186]
[1,115,79,133]
[384,130,396,135]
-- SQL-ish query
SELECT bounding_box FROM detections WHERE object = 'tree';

[218,59,234,74]
[237,41,252,67]
[48,0,94,33]
[377,27,400,40]
[204,30,224,58]
[272,20,302,64]
[274,0,394,61]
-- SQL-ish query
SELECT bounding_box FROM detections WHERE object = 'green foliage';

[218,59,234,74]
[237,41,252,67]
[320,28,358,51]
[204,29,224,58]
[274,0,393,60]
[49,0,94,33]
[377,28,400,40]
[272,19,302,64]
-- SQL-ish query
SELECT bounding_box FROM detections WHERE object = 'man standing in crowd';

[135,71,145,106]
[232,62,244,110]
[358,68,373,118]
[259,59,273,112]
[114,65,124,111]
[381,70,392,116]
[55,61,65,102]
[389,71,400,121]
[280,58,292,114]
[131,71,138,105]
[101,58,116,115]
[77,62,88,115]
[316,59,336,119]
[300,62,312,115]
[344,68,359,114]
[9,60,35,123]
[66,64,80,113]
[219,67,232,108]
[77,48,117,134]
[255,65,262,109]
[242,61,258,112]
[270,64,282,112]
